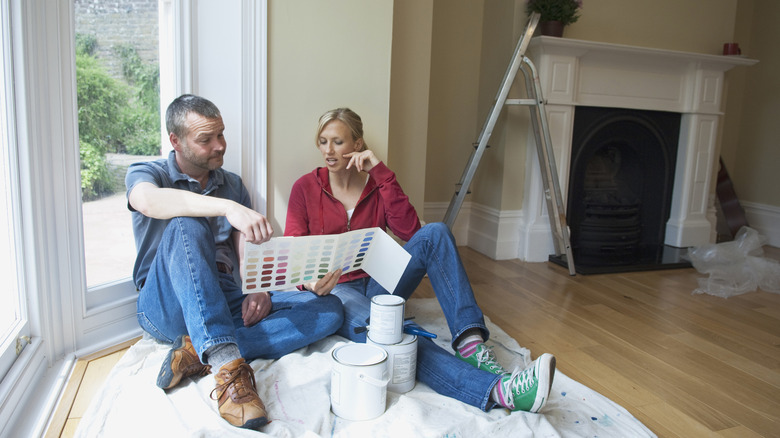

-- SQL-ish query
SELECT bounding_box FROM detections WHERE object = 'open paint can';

[367,333,418,393]
[330,343,389,421]
[369,294,405,345]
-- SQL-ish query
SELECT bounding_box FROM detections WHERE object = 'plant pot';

[540,20,564,37]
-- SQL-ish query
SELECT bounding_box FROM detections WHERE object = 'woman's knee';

[419,222,455,242]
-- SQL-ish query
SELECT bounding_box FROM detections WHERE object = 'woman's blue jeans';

[136,216,344,361]
[332,222,502,411]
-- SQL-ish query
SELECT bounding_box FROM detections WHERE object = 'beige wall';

[424,1,485,205]
[388,0,434,212]
[266,0,778,236]
[267,0,393,231]
[723,0,780,206]
[564,0,738,55]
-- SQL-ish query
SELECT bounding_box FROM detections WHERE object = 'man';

[126,94,344,430]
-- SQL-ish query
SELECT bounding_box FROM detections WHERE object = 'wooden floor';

[48,338,139,438]
[49,246,780,437]
[416,245,780,437]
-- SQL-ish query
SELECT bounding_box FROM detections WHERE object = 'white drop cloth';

[74,298,655,437]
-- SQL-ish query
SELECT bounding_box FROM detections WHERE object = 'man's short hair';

[165,94,222,138]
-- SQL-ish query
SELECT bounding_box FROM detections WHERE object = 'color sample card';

[242,227,411,294]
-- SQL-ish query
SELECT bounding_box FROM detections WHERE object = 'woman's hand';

[304,269,343,296]
[242,292,272,327]
[344,150,380,173]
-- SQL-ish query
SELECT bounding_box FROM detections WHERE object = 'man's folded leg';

[233,290,344,360]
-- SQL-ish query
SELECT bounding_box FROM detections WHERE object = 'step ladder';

[442,12,576,275]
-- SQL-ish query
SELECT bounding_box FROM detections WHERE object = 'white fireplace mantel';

[515,36,757,262]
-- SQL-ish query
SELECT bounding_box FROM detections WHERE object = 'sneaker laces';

[475,345,506,374]
[500,366,535,408]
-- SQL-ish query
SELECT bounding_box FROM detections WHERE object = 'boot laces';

[210,363,256,401]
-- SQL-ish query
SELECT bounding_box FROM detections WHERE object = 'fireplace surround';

[516,37,757,271]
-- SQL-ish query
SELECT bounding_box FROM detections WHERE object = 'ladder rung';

[505,98,539,106]
[454,183,471,196]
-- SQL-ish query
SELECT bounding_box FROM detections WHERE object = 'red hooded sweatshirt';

[285,162,421,283]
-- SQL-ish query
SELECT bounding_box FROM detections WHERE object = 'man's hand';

[304,269,342,296]
[225,203,274,244]
[242,292,272,327]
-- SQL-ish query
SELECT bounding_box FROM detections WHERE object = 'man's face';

[173,112,226,172]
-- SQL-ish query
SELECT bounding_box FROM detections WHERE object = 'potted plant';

[526,0,582,37]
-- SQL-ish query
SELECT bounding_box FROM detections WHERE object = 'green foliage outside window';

[114,43,161,156]
[76,33,161,201]
[79,140,114,200]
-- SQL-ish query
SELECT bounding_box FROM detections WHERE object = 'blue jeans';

[137,217,344,361]
[332,222,503,411]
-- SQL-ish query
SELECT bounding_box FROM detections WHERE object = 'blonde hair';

[316,108,368,151]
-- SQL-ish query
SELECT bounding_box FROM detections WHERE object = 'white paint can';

[369,294,405,345]
[367,333,418,393]
[330,343,389,421]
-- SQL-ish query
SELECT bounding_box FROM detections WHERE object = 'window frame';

[0,0,268,435]
[0,0,29,386]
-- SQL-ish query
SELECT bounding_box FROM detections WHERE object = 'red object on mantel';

[723,42,741,56]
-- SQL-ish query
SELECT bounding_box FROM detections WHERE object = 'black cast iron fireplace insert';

[550,106,691,274]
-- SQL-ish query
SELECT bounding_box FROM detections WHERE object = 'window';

[0,0,29,384]
[75,0,162,291]
[0,2,266,433]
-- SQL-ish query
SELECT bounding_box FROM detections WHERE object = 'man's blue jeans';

[331,222,503,411]
[137,216,344,361]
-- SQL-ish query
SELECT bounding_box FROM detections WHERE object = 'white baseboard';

[466,204,523,260]
[426,200,780,260]
[425,202,534,261]
[742,201,780,247]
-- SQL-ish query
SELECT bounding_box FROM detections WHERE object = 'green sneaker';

[456,342,508,375]
[496,353,556,413]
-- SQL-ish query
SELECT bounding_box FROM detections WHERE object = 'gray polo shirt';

[125,151,251,289]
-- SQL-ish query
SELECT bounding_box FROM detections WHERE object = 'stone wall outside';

[74,0,159,78]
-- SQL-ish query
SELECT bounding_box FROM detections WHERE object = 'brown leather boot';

[157,335,211,390]
[211,359,268,429]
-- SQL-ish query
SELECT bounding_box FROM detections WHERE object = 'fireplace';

[558,106,691,273]
[514,37,756,270]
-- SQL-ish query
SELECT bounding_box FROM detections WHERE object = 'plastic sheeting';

[689,227,780,298]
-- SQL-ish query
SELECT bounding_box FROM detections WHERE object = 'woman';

[285,107,555,413]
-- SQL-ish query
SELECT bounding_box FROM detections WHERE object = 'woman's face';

[317,120,363,171]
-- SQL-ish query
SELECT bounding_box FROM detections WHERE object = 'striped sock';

[492,377,512,409]
[457,338,482,357]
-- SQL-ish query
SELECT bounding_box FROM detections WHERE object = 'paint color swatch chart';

[242,227,411,294]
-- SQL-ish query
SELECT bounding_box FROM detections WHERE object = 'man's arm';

[128,181,273,244]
